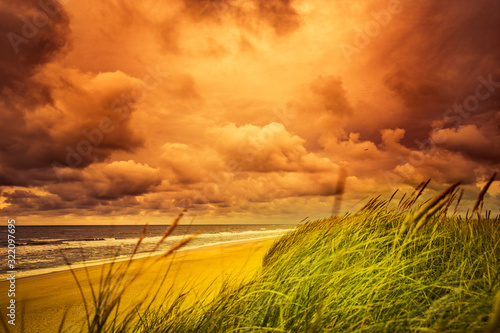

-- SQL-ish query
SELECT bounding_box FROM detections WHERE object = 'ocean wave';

[0,231,294,279]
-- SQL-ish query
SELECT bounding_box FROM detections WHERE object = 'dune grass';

[8,176,497,333]
[130,180,499,333]
[56,208,198,333]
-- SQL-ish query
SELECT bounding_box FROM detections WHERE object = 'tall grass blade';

[152,208,187,253]
[472,173,497,215]
[400,181,460,234]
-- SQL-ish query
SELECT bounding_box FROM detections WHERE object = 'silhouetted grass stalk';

[56,210,195,333]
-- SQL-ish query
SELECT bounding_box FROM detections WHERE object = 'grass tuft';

[58,179,500,332]
[58,210,194,333]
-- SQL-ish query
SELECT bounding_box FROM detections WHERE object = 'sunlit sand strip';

[0,237,279,332]
[0,230,293,280]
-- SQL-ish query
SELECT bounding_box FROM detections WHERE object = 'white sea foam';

[0,228,295,279]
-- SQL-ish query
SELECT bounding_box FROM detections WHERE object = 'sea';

[0,224,296,279]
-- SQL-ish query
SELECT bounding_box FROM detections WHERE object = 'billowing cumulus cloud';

[432,120,500,163]
[80,161,162,200]
[0,66,146,188]
[206,122,337,173]
[1,0,499,224]
[1,161,161,215]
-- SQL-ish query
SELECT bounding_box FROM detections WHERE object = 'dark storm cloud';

[0,1,147,186]
[0,0,71,186]
[0,69,146,187]
[375,0,500,148]
[284,75,354,149]
[2,0,499,221]
[254,0,301,36]
[0,0,70,90]
[2,189,67,211]
[0,0,70,162]
[81,161,162,201]
[1,161,162,215]
[182,0,301,36]
[309,76,353,117]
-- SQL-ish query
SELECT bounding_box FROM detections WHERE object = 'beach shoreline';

[0,237,278,332]
[3,233,287,281]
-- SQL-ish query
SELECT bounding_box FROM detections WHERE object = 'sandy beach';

[0,237,277,332]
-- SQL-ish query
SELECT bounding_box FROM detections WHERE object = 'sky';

[1,0,499,225]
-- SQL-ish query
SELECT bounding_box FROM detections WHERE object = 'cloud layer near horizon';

[1,0,499,224]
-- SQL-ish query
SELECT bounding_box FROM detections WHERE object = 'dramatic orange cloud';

[1,0,499,224]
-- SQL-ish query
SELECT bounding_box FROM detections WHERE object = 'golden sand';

[0,238,276,332]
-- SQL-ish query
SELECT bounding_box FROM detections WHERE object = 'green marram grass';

[6,178,496,333]
[134,181,499,333]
